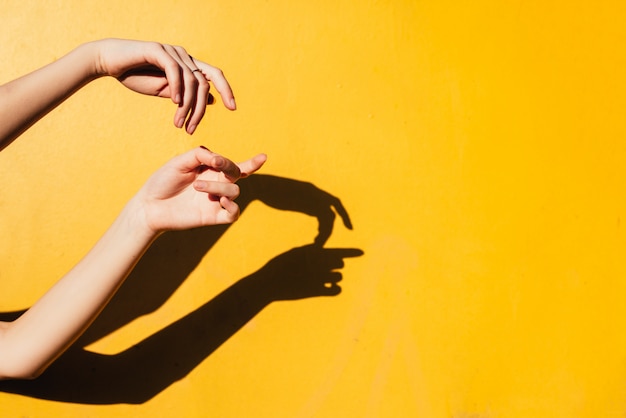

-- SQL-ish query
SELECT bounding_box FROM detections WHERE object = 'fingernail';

[230,97,237,110]
[174,93,181,104]
[176,116,185,128]
[187,124,196,135]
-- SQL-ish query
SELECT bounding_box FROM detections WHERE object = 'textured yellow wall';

[1,1,626,417]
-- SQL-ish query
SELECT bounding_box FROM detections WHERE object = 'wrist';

[116,196,161,247]
[54,41,104,85]
[80,39,110,79]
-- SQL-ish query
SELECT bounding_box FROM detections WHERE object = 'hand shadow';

[0,245,363,404]
[0,174,363,404]
[238,174,353,246]
[78,174,354,347]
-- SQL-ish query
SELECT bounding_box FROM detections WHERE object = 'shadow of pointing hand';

[0,245,363,405]
[0,174,362,405]
[238,175,352,246]
[245,245,364,301]
[76,174,352,347]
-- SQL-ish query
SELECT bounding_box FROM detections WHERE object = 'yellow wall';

[1,1,626,416]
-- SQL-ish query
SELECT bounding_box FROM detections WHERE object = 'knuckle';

[209,67,225,78]
[197,77,209,89]
[188,74,199,85]
[148,41,163,51]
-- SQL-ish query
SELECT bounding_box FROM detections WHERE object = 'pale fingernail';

[175,93,181,104]
[230,97,237,110]
[187,124,197,135]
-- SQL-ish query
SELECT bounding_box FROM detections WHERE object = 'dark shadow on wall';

[0,174,363,404]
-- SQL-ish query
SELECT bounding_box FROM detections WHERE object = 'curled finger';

[219,196,240,222]
[176,48,211,134]
[163,45,199,130]
[185,71,209,134]
[193,180,240,200]
[194,146,241,181]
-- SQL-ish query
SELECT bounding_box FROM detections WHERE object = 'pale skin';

[0,39,266,379]
[0,38,236,150]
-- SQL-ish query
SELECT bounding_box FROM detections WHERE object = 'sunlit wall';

[1,1,626,417]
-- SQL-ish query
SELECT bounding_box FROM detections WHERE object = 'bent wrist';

[78,39,111,79]
[116,196,161,247]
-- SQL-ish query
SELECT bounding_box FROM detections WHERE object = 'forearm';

[0,197,157,379]
[0,41,101,150]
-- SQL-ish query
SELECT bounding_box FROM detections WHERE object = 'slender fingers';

[192,180,241,224]
[175,147,266,185]
[195,146,241,181]
[161,44,200,132]
[172,46,210,134]
[136,41,184,105]
[193,58,236,110]
[108,40,234,133]
[161,46,235,134]
[193,179,240,200]
[184,70,209,135]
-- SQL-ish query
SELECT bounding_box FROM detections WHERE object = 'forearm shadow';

[80,174,352,345]
[0,245,362,404]
[0,174,360,404]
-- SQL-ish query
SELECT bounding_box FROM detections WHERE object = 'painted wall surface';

[1,1,626,417]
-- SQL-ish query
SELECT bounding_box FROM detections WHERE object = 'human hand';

[92,38,235,135]
[136,147,267,233]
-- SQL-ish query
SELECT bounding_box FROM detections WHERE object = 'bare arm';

[0,147,266,379]
[0,42,97,149]
[0,39,236,150]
